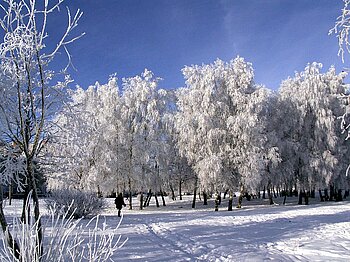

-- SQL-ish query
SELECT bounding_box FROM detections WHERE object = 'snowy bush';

[45,189,106,219]
[0,198,127,262]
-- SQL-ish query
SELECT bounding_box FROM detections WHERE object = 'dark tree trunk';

[267,181,274,205]
[298,189,303,205]
[192,178,198,209]
[310,189,315,198]
[305,191,309,205]
[144,189,152,208]
[214,192,219,211]
[203,191,208,205]
[237,185,244,208]
[160,190,166,206]
[330,184,335,201]
[139,193,143,210]
[128,178,133,210]
[336,189,343,202]
[319,189,325,202]
[324,189,329,201]
[262,186,266,199]
[179,179,183,200]
[8,182,12,206]
[26,158,43,258]
[170,184,176,201]
[228,190,233,211]
[154,194,160,208]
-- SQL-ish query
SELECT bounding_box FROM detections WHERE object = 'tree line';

[44,58,350,210]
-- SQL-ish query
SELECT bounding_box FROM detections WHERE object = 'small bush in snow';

[0,200,127,262]
[45,188,106,219]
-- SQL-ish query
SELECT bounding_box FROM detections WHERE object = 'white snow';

[1,196,350,261]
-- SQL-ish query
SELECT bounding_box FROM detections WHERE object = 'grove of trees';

[44,58,350,210]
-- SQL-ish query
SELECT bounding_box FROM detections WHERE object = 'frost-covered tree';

[278,63,348,202]
[175,57,273,208]
[0,0,82,257]
[46,77,121,194]
[119,69,167,209]
[331,0,350,186]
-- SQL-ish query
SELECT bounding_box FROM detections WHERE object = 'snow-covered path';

[106,197,350,261]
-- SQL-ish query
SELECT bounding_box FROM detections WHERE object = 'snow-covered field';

[2,195,350,261]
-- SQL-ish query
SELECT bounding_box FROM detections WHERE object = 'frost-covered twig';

[329,0,350,62]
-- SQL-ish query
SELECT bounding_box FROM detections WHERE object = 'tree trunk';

[324,189,329,201]
[237,184,244,208]
[310,189,315,198]
[8,182,12,206]
[192,178,198,209]
[298,189,303,205]
[305,190,309,205]
[160,190,166,206]
[21,186,31,223]
[319,189,325,202]
[203,191,208,205]
[154,194,160,208]
[179,179,183,201]
[336,189,343,202]
[262,185,266,199]
[228,190,233,211]
[214,192,219,211]
[144,189,152,207]
[128,178,133,210]
[330,184,335,201]
[24,158,43,259]
[268,188,274,205]
[170,184,176,201]
[267,181,274,205]
[139,193,143,210]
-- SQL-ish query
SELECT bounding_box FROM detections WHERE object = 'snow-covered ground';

[2,195,350,261]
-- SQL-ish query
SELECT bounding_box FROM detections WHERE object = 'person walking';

[115,193,126,217]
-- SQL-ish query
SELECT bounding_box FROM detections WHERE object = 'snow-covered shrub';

[45,189,106,219]
[0,198,127,262]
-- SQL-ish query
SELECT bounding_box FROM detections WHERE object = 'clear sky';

[47,0,345,90]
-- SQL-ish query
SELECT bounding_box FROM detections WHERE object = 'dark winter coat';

[115,194,126,210]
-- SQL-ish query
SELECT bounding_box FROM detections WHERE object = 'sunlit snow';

[3,195,348,261]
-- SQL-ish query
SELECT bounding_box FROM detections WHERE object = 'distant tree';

[0,0,82,257]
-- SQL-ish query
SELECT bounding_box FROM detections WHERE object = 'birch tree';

[175,57,272,208]
[120,69,164,209]
[46,77,122,194]
[278,63,348,202]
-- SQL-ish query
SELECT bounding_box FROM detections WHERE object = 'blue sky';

[48,0,345,90]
